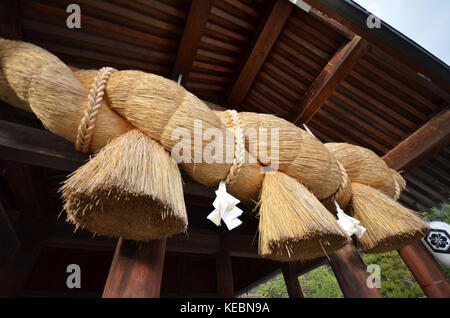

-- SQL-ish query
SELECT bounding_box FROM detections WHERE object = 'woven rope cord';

[75,67,116,153]
[224,110,245,185]
[393,180,401,201]
[325,161,349,204]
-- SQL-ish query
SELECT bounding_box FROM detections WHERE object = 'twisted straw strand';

[224,110,245,185]
[325,161,349,204]
[75,67,116,152]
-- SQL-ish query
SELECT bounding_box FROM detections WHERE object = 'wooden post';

[102,237,166,298]
[281,263,304,298]
[398,241,450,298]
[216,234,234,298]
[329,243,382,298]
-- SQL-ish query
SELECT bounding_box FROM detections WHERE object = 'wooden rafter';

[302,0,450,102]
[171,0,213,84]
[290,35,369,124]
[227,0,293,106]
[383,108,450,171]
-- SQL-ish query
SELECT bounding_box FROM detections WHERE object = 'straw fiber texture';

[259,172,348,261]
[61,129,187,241]
[351,183,429,253]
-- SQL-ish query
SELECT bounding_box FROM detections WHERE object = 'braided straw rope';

[75,67,116,152]
[393,180,401,201]
[325,161,349,204]
[224,110,246,185]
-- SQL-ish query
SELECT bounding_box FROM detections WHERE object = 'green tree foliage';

[299,265,343,298]
[253,274,288,298]
[361,251,424,298]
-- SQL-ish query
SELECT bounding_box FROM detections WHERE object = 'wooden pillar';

[329,243,382,298]
[102,237,166,298]
[398,241,450,298]
[282,263,304,298]
[216,234,234,298]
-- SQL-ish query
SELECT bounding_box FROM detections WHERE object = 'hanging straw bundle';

[325,143,429,253]
[8,39,432,260]
[259,172,348,261]
[61,129,187,241]
[74,67,348,260]
[214,111,348,260]
[350,182,428,253]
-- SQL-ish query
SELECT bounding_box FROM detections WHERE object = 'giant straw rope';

[0,39,429,261]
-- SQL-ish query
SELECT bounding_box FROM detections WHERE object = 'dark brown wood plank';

[383,108,450,171]
[328,243,382,298]
[398,241,450,298]
[0,202,20,261]
[0,119,88,171]
[0,0,21,39]
[171,0,213,83]
[308,7,354,40]
[216,234,234,298]
[102,237,166,298]
[228,0,293,106]
[281,263,304,298]
[290,36,369,124]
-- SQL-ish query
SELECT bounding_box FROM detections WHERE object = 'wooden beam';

[0,0,21,39]
[301,0,450,102]
[281,263,304,298]
[171,0,213,84]
[398,241,450,298]
[290,35,369,124]
[0,119,217,198]
[216,234,234,298]
[227,0,293,106]
[383,108,450,171]
[44,229,260,258]
[0,120,88,171]
[328,243,382,298]
[287,257,327,276]
[102,237,166,298]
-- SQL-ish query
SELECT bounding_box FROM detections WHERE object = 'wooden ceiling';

[1,1,449,225]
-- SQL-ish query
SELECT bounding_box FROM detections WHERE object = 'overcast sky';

[353,0,450,66]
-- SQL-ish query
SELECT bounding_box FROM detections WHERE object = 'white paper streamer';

[334,201,366,238]
[303,124,316,138]
[207,181,243,230]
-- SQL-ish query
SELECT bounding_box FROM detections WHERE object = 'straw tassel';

[61,129,187,241]
[258,172,348,262]
[350,182,429,253]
